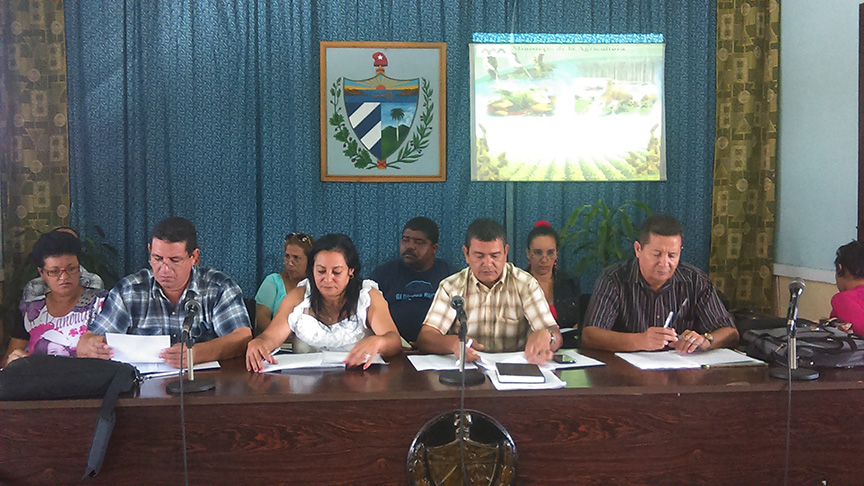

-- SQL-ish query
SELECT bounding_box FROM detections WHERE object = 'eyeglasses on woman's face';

[42,265,81,278]
[529,249,557,261]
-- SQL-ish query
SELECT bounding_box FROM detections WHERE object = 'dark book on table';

[495,362,545,384]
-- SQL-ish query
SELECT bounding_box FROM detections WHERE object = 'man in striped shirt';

[416,218,562,364]
[581,214,738,353]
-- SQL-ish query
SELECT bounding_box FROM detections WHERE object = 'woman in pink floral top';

[2,231,107,366]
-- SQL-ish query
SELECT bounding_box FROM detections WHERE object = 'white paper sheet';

[106,333,170,364]
[485,367,566,391]
[140,361,221,378]
[408,351,604,373]
[259,351,385,373]
[615,348,765,370]
[475,350,605,371]
[407,354,479,372]
[548,349,607,370]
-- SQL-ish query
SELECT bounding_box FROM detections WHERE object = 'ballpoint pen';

[663,298,689,328]
[663,311,674,328]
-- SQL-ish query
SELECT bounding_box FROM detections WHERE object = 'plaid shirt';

[422,263,557,352]
[583,259,734,334]
[89,266,251,344]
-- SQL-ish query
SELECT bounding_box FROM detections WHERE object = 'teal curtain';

[65,1,716,295]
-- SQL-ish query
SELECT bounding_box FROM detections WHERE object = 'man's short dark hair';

[638,214,683,245]
[403,217,440,245]
[465,218,506,247]
[151,217,198,253]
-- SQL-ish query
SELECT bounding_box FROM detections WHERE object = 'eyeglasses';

[150,254,192,268]
[530,249,557,260]
[42,265,80,278]
[284,253,305,263]
[285,233,312,244]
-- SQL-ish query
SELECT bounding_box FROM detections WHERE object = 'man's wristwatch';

[548,329,557,347]
[703,332,714,348]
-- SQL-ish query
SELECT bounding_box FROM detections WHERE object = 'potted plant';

[560,199,651,276]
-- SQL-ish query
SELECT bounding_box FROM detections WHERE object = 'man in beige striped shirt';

[416,218,562,364]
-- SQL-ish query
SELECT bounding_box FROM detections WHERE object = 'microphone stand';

[769,289,818,381]
[439,309,485,387]
[167,324,216,394]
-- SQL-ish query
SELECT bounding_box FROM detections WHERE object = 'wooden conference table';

[1,349,862,486]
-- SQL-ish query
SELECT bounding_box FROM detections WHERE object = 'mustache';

[401,250,417,257]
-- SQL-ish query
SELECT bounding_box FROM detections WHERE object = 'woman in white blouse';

[245,233,401,371]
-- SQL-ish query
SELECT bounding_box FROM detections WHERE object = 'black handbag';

[743,325,864,369]
[0,355,141,478]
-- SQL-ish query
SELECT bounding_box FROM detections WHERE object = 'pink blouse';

[830,284,864,335]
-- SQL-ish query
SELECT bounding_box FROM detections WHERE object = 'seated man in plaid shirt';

[77,217,252,368]
[416,218,562,364]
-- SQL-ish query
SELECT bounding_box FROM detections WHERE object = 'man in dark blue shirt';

[370,217,453,344]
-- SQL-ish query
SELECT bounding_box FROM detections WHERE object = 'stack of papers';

[106,333,220,375]
[407,350,606,390]
[495,363,545,383]
[407,350,604,373]
[615,348,765,370]
[259,351,385,373]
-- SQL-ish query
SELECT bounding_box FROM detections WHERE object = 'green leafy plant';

[78,225,121,290]
[560,199,651,276]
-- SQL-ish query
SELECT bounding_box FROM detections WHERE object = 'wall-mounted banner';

[470,33,666,182]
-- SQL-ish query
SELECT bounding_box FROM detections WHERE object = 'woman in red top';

[525,221,581,332]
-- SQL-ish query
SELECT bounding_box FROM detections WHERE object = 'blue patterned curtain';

[65,0,715,296]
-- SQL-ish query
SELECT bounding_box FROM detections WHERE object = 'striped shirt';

[89,266,251,344]
[422,263,557,352]
[583,259,734,334]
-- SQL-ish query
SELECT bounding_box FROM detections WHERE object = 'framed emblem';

[320,41,446,182]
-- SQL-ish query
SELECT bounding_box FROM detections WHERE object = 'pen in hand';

[663,311,674,328]
[663,297,690,328]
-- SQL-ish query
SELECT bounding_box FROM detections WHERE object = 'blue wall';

[65,0,717,296]
[776,1,860,275]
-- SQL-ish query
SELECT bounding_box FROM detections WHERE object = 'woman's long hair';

[306,234,362,321]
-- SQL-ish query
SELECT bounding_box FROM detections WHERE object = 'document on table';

[486,366,566,391]
[475,351,605,371]
[107,333,169,364]
[260,351,385,373]
[407,354,478,372]
[615,348,766,370]
[472,352,566,390]
[106,333,220,374]
[140,361,221,378]
[408,350,602,373]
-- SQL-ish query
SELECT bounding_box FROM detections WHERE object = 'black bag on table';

[742,324,864,369]
[0,355,141,478]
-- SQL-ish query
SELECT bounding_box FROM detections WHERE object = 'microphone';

[450,296,467,339]
[786,279,805,321]
[182,299,201,339]
[440,295,484,387]
[769,278,818,380]
[789,279,805,297]
[167,298,215,395]
[450,295,465,310]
